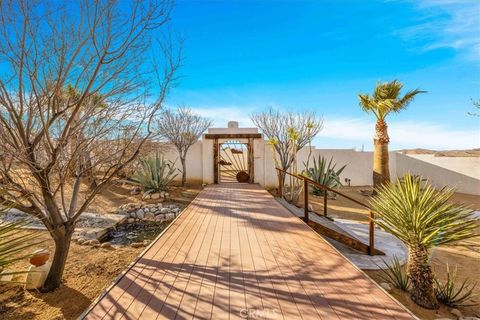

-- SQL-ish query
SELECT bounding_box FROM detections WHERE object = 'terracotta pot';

[29,249,50,266]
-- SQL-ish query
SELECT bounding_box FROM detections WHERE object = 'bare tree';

[251,108,323,174]
[0,0,181,291]
[156,107,212,186]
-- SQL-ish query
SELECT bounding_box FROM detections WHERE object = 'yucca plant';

[376,255,410,291]
[129,153,178,195]
[370,174,479,309]
[0,206,42,283]
[304,155,346,195]
[434,264,477,307]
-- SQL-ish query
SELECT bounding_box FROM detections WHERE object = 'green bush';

[304,155,346,195]
[377,255,409,291]
[130,153,178,195]
[434,264,478,307]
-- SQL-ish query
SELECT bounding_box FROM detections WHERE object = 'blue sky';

[166,0,479,150]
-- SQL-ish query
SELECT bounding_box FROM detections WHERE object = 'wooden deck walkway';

[83,184,416,320]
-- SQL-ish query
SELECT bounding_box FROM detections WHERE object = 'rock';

[172,207,180,213]
[130,187,141,195]
[145,212,155,220]
[159,191,166,198]
[127,218,135,224]
[155,203,163,209]
[136,209,145,219]
[92,243,101,248]
[129,211,137,218]
[165,213,175,221]
[76,237,87,245]
[117,209,128,215]
[130,242,145,248]
[155,216,165,222]
[143,194,151,200]
[100,242,113,249]
[160,208,170,214]
[84,239,100,246]
[164,192,169,198]
[143,240,150,246]
[202,183,207,187]
[451,309,462,318]
[151,193,161,200]
[379,282,391,292]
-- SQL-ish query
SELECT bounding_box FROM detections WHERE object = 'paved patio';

[82,183,416,319]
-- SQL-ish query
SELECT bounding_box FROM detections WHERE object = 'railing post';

[369,210,375,256]
[303,177,309,223]
[277,170,283,197]
[323,190,328,216]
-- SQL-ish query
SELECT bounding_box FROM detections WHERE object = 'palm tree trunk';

[407,245,439,309]
[373,119,391,188]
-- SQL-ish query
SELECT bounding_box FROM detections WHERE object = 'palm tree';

[370,174,479,309]
[358,80,425,188]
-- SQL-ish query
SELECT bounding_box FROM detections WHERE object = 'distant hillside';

[397,148,480,157]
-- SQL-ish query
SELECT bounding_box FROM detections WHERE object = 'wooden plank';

[213,138,219,184]
[204,133,262,139]
[83,183,416,320]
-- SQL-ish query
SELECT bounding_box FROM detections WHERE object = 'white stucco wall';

[157,123,479,195]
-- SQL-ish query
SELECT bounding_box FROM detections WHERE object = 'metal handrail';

[276,167,376,256]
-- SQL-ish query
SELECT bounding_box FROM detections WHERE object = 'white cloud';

[397,0,480,61]
[188,105,480,150]
[319,116,480,150]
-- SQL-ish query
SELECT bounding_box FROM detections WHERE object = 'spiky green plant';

[304,156,346,195]
[370,174,479,309]
[0,206,42,283]
[376,255,410,291]
[130,153,178,195]
[434,264,478,307]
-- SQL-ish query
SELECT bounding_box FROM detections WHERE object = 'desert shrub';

[129,153,178,195]
[304,155,346,195]
[434,264,478,307]
[370,174,478,309]
[377,255,409,291]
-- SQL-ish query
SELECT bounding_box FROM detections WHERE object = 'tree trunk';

[407,245,439,309]
[180,157,186,187]
[373,119,391,189]
[41,225,75,292]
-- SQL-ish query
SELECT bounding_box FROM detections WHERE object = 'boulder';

[379,282,391,292]
[145,212,155,220]
[136,209,145,219]
[84,239,100,246]
[100,242,113,249]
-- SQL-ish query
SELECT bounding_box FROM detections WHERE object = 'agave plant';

[377,255,409,291]
[434,264,477,307]
[0,206,42,283]
[304,155,346,195]
[129,153,178,195]
[370,174,479,309]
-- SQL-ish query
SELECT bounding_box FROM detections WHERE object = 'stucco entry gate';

[204,122,262,184]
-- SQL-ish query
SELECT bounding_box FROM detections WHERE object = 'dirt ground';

[0,183,201,320]
[0,233,144,320]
